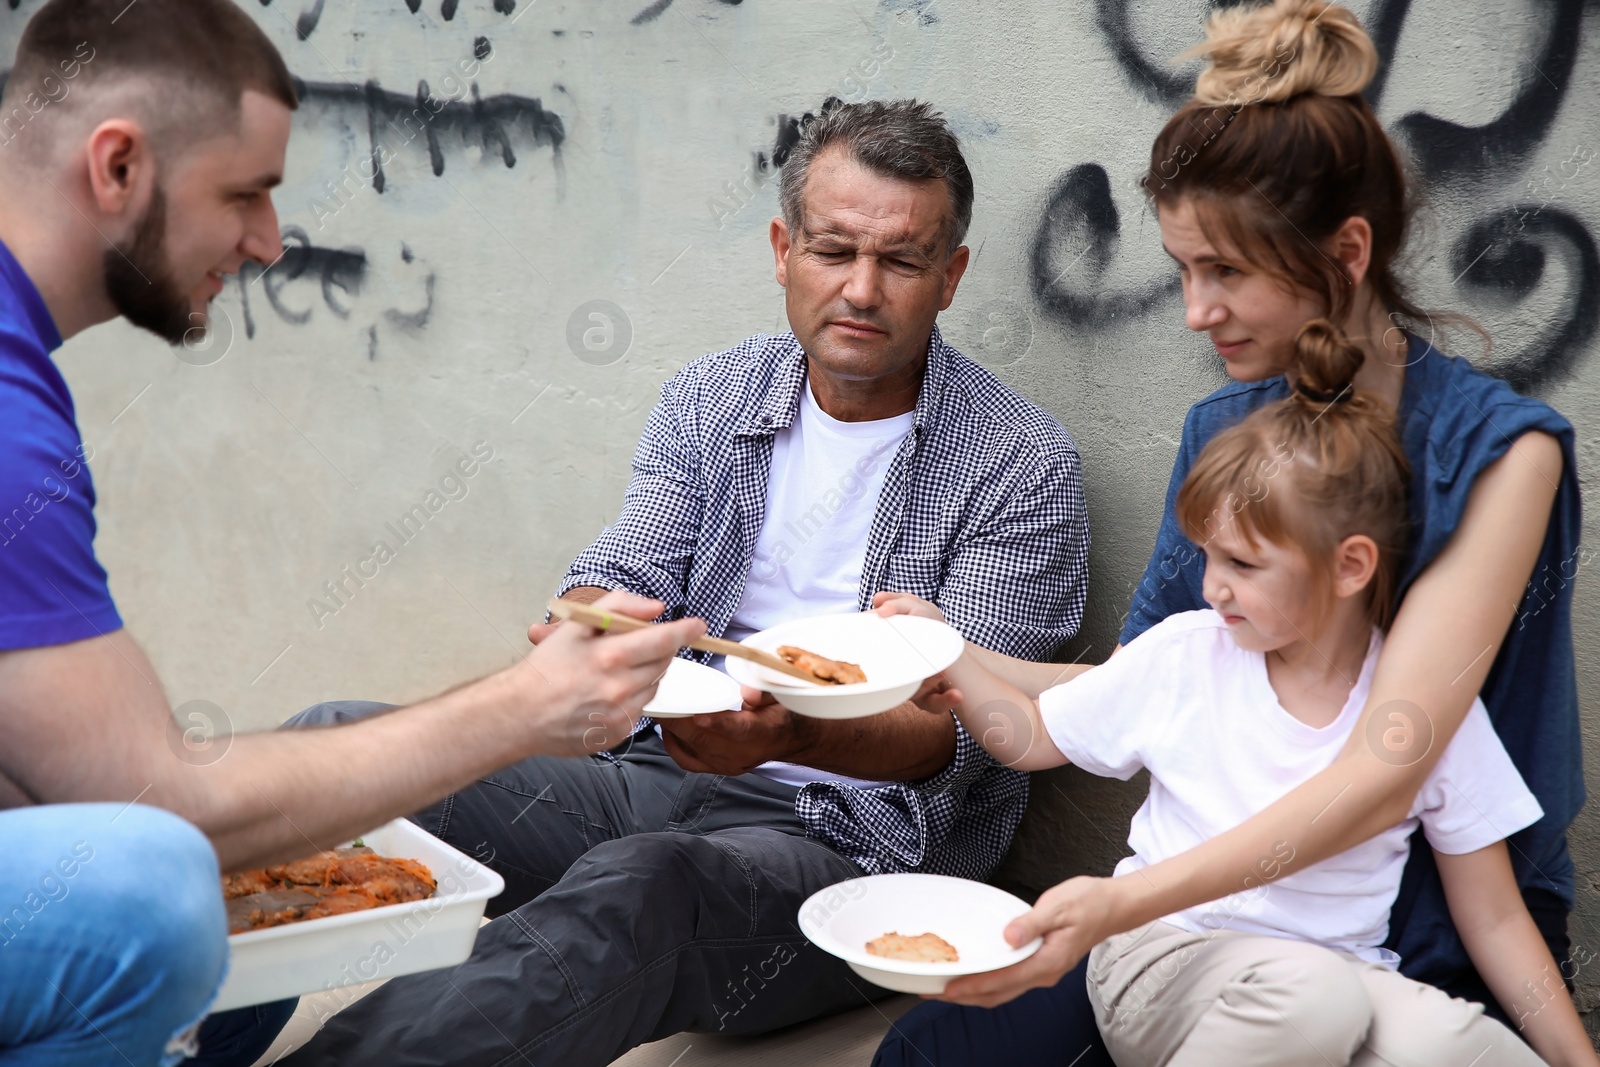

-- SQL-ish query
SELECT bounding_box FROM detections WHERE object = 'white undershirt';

[720,377,913,790]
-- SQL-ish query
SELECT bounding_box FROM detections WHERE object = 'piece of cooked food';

[777,645,867,685]
[221,868,277,900]
[865,931,959,963]
[223,847,437,933]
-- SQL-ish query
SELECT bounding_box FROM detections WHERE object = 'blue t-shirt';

[1122,332,1583,988]
[0,239,122,648]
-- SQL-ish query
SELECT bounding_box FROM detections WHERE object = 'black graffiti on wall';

[753,97,841,177]
[629,0,743,26]
[294,78,564,193]
[1094,0,1580,183]
[236,227,436,356]
[258,0,518,38]
[0,68,563,195]
[1031,163,1178,330]
[1452,207,1600,394]
[1035,0,1598,393]
[262,0,745,32]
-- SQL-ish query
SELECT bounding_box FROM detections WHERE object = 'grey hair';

[778,98,974,256]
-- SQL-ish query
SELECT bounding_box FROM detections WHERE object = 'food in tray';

[223,846,437,934]
[777,645,867,685]
[865,931,960,963]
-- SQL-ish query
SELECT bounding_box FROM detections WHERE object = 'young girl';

[881,326,1595,1067]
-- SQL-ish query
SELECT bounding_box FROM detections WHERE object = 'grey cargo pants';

[275,701,888,1067]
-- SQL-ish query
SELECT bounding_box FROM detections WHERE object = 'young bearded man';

[0,3,699,1064]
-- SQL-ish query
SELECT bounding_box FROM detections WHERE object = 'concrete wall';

[8,0,1600,1014]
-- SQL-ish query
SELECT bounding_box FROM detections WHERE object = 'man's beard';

[103,187,195,345]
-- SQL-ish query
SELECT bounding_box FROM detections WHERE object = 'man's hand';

[0,588,706,871]
[515,590,705,758]
[528,585,614,645]
[932,875,1119,1008]
[909,673,961,716]
[657,685,802,776]
[872,590,947,622]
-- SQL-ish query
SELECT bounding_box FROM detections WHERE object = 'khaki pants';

[1086,919,1544,1067]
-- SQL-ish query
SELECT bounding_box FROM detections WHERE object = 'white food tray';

[211,818,504,1011]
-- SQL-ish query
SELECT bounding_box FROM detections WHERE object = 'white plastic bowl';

[643,657,742,718]
[798,873,1041,994]
[725,613,965,719]
[211,818,504,1011]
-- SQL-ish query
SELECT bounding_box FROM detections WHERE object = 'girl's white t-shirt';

[1038,609,1543,966]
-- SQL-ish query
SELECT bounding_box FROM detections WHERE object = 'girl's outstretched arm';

[1437,842,1599,1067]
[926,645,1068,771]
[874,590,1079,769]
[873,591,1096,698]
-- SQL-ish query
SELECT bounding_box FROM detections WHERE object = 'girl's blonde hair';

[1176,320,1411,629]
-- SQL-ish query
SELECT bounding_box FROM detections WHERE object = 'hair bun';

[1187,0,1378,108]
[1290,318,1363,406]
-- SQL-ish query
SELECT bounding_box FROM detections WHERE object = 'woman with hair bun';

[875,1,1582,1063]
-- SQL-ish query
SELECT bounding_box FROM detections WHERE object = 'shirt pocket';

[879,553,945,600]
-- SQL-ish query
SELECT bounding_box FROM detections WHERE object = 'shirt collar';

[911,324,951,435]
[0,237,63,352]
[741,324,950,437]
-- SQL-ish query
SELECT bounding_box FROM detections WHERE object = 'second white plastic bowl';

[725,612,965,719]
[798,872,1041,994]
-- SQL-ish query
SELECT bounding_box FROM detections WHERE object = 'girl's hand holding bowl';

[799,873,1043,996]
[934,874,1120,1008]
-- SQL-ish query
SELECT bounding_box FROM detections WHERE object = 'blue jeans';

[0,803,228,1067]
[872,958,1114,1067]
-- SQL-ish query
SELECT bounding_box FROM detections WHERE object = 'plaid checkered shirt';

[559,326,1089,880]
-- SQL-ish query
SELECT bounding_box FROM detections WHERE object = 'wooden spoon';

[546,599,833,686]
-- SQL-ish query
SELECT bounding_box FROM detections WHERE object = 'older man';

[285,99,1088,1066]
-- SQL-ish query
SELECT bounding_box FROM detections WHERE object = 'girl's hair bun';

[1290,318,1363,407]
[1188,0,1378,108]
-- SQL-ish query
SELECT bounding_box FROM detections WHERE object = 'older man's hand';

[657,686,804,776]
